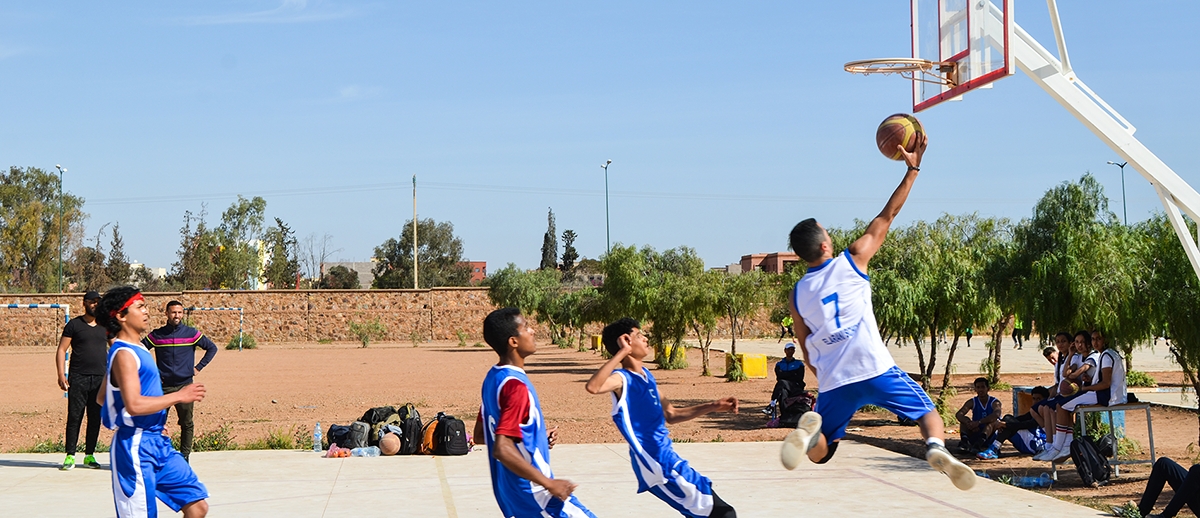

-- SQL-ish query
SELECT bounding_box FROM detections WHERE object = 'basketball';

[1058,379,1079,397]
[875,113,924,161]
[380,433,401,456]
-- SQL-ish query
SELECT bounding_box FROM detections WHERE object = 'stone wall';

[0,288,778,348]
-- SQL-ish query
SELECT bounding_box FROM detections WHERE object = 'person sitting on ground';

[977,386,1049,460]
[774,343,805,387]
[955,377,1001,453]
[1038,329,1126,462]
[1114,457,1200,518]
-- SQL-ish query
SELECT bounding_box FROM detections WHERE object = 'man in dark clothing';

[1116,457,1200,518]
[143,300,218,462]
[55,291,108,470]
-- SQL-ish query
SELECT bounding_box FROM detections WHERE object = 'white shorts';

[1061,391,1098,412]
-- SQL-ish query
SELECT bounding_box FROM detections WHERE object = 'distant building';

[321,261,375,289]
[129,263,167,280]
[462,261,487,284]
[710,263,743,275]
[739,252,801,274]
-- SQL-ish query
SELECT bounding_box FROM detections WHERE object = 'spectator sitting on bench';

[976,386,1049,460]
[955,377,1001,453]
[1114,457,1200,518]
[1032,332,1073,442]
[1039,329,1126,462]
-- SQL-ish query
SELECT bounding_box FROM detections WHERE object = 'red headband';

[110,293,144,318]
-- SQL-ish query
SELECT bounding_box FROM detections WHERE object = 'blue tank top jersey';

[970,395,999,422]
[480,365,594,518]
[611,369,712,493]
[102,340,167,432]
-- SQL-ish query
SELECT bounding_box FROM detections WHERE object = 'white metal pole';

[412,175,418,289]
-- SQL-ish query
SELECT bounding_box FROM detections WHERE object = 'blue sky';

[2,1,1199,273]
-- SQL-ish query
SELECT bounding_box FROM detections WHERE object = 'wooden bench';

[1049,402,1156,481]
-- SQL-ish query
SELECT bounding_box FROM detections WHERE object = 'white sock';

[990,440,1002,451]
[926,438,945,447]
[1053,431,1067,449]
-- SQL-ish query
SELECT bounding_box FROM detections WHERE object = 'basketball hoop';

[844,58,958,87]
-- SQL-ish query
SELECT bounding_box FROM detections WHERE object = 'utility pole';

[1107,161,1129,225]
[412,175,419,289]
[55,165,66,293]
[601,160,612,254]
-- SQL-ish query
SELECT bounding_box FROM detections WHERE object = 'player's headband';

[110,293,144,318]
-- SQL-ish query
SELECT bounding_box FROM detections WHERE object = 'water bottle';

[351,446,381,457]
[1012,476,1038,488]
[313,422,322,452]
[1036,472,1054,488]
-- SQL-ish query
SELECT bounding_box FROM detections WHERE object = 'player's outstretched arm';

[848,133,928,272]
[661,396,739,425]
[493,434,577,500]
[111,349,206,416]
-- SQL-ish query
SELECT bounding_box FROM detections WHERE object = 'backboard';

[911,0,1014,112]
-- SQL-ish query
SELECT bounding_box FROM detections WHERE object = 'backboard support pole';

[1007,7,1200,282]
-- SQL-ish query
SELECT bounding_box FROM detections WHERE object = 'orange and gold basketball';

[380,433,401,456]
[875,113,924,161]
[1058,379,1079,397]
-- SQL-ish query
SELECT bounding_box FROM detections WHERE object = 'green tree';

[0,166,87,291]
[716,270,772,356]
[70,246,108,292]
[685,271,724,376]
[561,229,579,279]
[1142,214,1200,442]
[372,218,470,288]
[319,265,361,289]
[213,196,268,289]
[484,264,567,341]
[262,218,300,289]
[170,208,220,290]
[105,223,131,285]
[540,208,558,271]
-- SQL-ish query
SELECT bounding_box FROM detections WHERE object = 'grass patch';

[316,338,333,344]
[13,435,109,453]
[455,329,469,347]
[193,424,237,452]
[473,341,486,348]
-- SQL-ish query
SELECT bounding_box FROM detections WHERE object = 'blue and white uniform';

[793,250,934,441]
[103,339,207,518]
[964,395,999,444]
[611,367,715,517]
[480,365,594,518]
[1009,429,1047,455]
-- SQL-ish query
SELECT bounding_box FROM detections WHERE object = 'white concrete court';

[0,441,1107,517]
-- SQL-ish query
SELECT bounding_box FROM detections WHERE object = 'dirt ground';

[4,341,1197,515]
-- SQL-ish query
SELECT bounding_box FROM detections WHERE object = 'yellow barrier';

[726,353,769,379]
[590,335,603,351]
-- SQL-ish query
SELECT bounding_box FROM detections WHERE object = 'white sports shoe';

[1033,447,1058,461]
[780,412,822,470]
[1051,445,1072,461]
[926,443,977,490]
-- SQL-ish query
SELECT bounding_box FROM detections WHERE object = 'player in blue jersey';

[954,377,1001,453]
[95,287,209,518]
[779,133,975,490]
[585,318,739,518]
[472,307,596,518]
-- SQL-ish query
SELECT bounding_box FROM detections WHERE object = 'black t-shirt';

[62,316,109,376]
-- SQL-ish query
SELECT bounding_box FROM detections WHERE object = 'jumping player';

[584,318,739,518]
[473,308,595,518]
[780,133,976,490]
[96,287,209,517]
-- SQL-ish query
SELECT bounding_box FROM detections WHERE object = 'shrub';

[725,354,747,382]
[317,338,333,344]
[193,424,237,452]
[14,436,109,453]
[1127,370,1157,387]
[455,329,469,347]
[225,333,257,350]
[473,341,486,348]
[349,318,386,348]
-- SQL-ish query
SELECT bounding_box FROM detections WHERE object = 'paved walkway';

[718,337,1181,374]
[0,442,1107,517]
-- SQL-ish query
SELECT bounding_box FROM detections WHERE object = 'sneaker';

[976,447,998,460]
[780,412,822,470]
[1033,447,1059,461]
[60,455,75,471]
[1051,447,1072,461]
[83,455,101,469]
[926,443,977,490]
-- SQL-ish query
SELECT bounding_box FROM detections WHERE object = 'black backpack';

[346,421,370,449]
[360,406,398,425]
[326,424,352,449]
[434,412,470,456]
[1070,436,1111,487]
[397,403,423,455]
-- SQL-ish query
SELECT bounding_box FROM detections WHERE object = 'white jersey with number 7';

[791,250,896,392]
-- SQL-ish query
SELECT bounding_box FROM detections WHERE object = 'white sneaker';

[780,412,822,470]
[1051,446,1072,461]
[1033,447,1058,461]
[926,443,976,490]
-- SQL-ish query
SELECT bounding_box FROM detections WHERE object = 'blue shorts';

[111,428,208,517]
[815,366,935,442]
[639,448,716,518]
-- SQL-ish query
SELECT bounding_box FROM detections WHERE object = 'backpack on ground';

[346,421,370,449]
[326,424,352,449]
[421,419,439,455]
[397,403,423,455]
[370,413,404,446]
[1070,435,1111,487]
[360,406,398,426]
[434,413,469,455]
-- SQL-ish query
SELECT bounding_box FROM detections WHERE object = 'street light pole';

[55,165,66,293]
[601,159,612,255]
[1107,160,1128,225]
